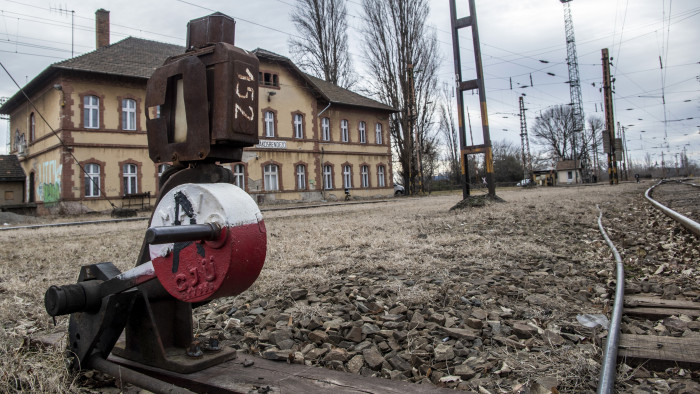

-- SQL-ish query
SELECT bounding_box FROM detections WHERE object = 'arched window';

[375,123,383,144]
[122,99,137,130]
[296,164,306,190]
[123,164,137,195]
[85,163,100,197]
[343,165,352,189]
[340,119,349,142]
[29,113,35,142]
[264,164,279,191]
[233,164,245,189]
[361,165,369,188]
[377,165,386,187]
[293,114,303,139]
[321,117,330,141]
[264,111,275,137]
[323,165,333,189]
[359,121,366,143]
[84,95,99,129]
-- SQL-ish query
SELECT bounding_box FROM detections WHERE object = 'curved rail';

[595,206,625,394]
[645,180,700,237]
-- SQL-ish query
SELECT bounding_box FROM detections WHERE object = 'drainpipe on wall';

[318,102,330,202]
[321,147,325,202]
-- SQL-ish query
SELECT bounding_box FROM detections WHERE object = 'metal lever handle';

[145,223,221,244]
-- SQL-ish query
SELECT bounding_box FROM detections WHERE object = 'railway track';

[598,179,700,393]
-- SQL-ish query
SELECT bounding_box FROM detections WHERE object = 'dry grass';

[0,183,646,392]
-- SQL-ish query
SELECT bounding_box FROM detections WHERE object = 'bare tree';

[586,116,604,180]
[438,89,460,184]
[420,131,440,194]
[289,0,356,88]
[531,105,574,160]
[492,139,523,183]
[531,105,600,165]
[361,0,441,194]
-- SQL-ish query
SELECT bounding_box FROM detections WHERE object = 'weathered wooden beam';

[618,334,700,370]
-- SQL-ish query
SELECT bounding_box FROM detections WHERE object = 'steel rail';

[89,356,193,394]
[0,216,148,231]
[645,180,700,237]
[596,205,625,394]
[0,199,395,231]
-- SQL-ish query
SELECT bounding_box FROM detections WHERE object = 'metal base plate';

[112,340,237,374]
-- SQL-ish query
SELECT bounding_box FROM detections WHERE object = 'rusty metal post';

[469,0,495,197]
[449,0,469,198]
[449,0,495,198]
[602,48,618,185]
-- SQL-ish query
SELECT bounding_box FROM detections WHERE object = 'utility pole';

[560,0,585,182]
[518,96,533,181]
[406,63,422,194]
[602,48,618,184]
[449,0,496,199]
[661,151,666,178]
[623,125,631,180]
[52,6,75,57]
[675,152,679,177]
[619,124,628,181]
[591,123,600,182]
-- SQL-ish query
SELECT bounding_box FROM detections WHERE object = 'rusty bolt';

[201,337,221,352]
[171,153,178,161]
[186,340,203,358]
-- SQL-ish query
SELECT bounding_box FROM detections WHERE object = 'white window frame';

[322,117,330,141]
[264,111,275,137]
[122,98,137,131]
[294,114,303,139]
[359,121,366,143]
[343,165,352,189]
[361,165,369,188]
[157,164,170,178]
[378,166,386,187]
[341,119,349,142]
[264,164,279,191]
[84,95,99,129]
[296,164,306,190]
[375,123,383,144]
[85,163,100,197]
[233,164,245,189]
[323,165,333,190]
[123,164,137,195]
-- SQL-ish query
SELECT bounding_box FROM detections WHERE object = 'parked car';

[516,179,532,187]
[394,184,405,196]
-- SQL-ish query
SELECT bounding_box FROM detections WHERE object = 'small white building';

[555,160,581,184]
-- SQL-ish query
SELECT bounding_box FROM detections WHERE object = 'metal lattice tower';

[560,0,584,135]
[518,96,533,180]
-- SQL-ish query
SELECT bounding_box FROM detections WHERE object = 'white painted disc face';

[149,183,263,260]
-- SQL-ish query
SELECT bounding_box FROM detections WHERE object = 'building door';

[28,172,35,203]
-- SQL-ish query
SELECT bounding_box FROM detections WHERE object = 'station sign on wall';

[256,140,287,149]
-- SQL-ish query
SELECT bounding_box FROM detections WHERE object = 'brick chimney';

[95,9,110,49]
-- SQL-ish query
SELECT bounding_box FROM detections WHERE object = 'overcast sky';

[0,0,698,167]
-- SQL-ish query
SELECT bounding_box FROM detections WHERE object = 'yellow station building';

[0,11,396,213]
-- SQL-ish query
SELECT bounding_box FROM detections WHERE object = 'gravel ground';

[0,181,698,393]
